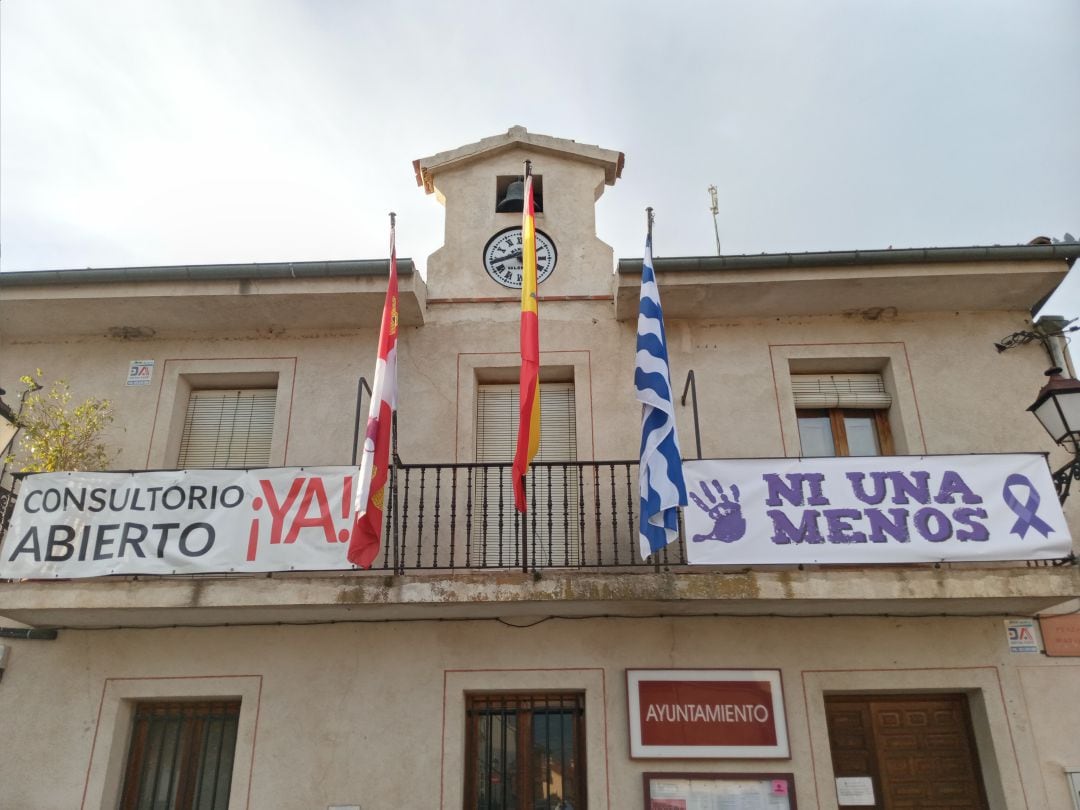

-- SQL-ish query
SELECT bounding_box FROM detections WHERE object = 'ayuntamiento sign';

[0,467,361,579]
[627,669,789,758]
[682,453,1070,565]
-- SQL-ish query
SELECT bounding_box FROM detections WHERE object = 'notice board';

[643,772,796,810]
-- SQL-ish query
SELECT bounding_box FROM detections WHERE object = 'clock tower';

[413,126,624,301]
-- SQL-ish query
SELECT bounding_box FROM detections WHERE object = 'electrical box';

[1068,770,1080,810]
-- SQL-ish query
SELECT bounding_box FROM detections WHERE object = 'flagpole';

[348,209,400,569]
[389,211,401,574]
[645,205,654,566]
[520,160,532,513]
[520,159,532,572]
[635,204,688,561]
[643,206,654,433]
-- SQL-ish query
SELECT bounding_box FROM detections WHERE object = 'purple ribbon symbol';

[1002,473,1054,539]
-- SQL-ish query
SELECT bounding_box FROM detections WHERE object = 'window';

[793,374,894,457]
[120,700,240,810]
[177,389,276,468]
[474,382,580,566]
[465,693,585,810]
[476,383,576,464]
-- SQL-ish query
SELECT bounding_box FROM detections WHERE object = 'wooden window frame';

[796,408,894,457]
[120,700,241,810]
[464,692,587,810]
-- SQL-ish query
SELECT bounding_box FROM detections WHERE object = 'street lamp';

[1028,368,1080,502]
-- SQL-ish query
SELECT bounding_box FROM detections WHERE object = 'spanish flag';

[512,167,540,512]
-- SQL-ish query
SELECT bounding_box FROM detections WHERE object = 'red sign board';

[628,669,789,759]
[1041,614,1080,657]
[638,680,777,747]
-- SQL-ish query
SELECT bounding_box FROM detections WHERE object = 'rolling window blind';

[476,383,577,462]
[474,383,579,566]
[177,389,277,468]
[792,374,892,410]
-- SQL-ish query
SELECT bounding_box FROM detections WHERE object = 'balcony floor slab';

[0,566,1076,629]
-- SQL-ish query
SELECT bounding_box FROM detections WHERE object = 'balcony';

[0,460,1077,630]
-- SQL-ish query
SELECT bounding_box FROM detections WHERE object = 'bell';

[496,178,525,213]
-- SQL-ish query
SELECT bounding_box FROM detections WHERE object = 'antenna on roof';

[708,185,721,256]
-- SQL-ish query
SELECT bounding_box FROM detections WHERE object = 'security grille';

[465,693,585,810]
[177,389,276,468]
[120,700,240,810]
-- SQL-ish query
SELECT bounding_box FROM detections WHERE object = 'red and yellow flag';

[512,171,540,512]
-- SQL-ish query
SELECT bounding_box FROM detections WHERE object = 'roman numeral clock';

[482,226,558,289]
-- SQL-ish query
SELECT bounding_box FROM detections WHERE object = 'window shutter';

[177,389,277,468]
[792,374,892,410]
[474,383,579,566]
[476,383,577,462]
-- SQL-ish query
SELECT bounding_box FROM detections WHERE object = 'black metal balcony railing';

[0,462,688,577]
[373,460,685,573]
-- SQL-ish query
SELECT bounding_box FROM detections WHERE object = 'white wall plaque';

[1005,618,1041,653]
[126,359,154,386]
[835,776,875,806]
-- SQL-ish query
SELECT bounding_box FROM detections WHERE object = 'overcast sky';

[1,0,1078,316]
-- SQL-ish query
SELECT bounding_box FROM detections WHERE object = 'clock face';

[482,227,557,289]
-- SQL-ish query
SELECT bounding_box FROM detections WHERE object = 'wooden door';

[825,694,988,809]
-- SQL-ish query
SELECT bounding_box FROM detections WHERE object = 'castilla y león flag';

[512,169,540,513]
[349,215,399,568]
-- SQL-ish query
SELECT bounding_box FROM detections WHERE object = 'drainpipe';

[0,627,58,640]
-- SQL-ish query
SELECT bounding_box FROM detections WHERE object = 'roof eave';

[413,126,624,194]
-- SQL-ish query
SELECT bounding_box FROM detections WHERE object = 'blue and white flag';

[635,233,687,558]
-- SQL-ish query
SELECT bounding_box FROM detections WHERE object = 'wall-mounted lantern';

[1028,369,1080,502]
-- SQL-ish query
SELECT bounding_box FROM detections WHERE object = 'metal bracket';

[680,370,703,460]
[1052,457,1080,504]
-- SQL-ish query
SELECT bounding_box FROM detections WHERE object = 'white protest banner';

[0,468,363,579]
[683,454,1070,565]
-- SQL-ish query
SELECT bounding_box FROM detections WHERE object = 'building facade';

[0,127,1078,810]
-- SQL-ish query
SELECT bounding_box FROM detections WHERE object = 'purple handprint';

[690,480,746,543]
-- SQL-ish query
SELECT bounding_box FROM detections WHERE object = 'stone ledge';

[0,566,1075,628]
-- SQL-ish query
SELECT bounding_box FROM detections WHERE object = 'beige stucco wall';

[8,304,1067,462]
[1015,663,1080,809]
[3,297,1075,531]
[3,303,1068,478]
[0,330,380,471]
[0,615,1075,809]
